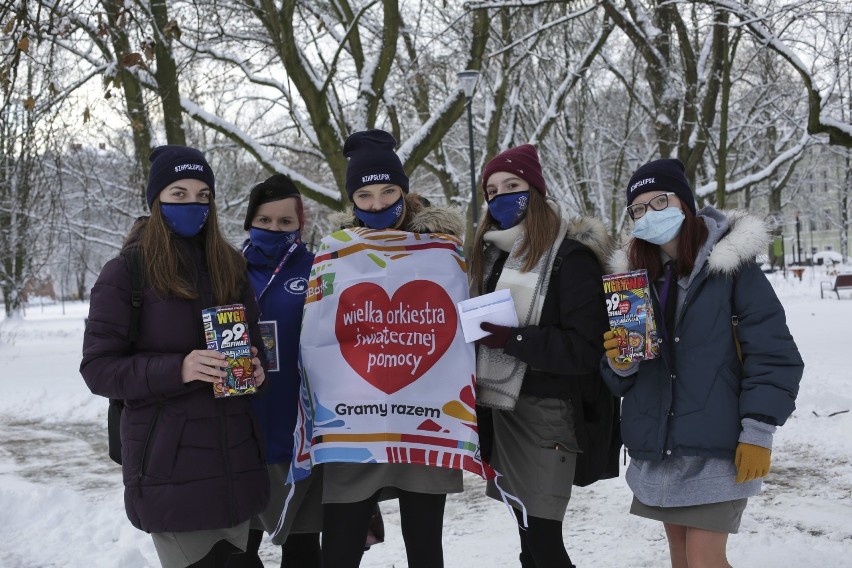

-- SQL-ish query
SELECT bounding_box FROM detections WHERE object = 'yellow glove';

[603,330,632,371]
[735,442,771,483]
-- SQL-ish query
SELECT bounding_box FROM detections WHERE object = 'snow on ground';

[1,265,851,567]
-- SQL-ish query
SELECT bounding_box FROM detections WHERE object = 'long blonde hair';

[124,200,246,305]
[469,189,560,294]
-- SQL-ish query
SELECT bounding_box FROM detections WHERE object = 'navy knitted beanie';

[146,145,215,207]
[626,158,695,215]
[243,174,301,230]
[481,144,547,197]
[343,130,409,200]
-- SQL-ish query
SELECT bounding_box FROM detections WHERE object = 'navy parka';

[601,208,804,462]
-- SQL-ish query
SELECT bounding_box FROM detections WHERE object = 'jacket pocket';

[141,405,186,480]
[538,441,577,499]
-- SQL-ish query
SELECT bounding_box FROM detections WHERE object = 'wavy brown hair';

[469,189,560,294]
[627,205,708,282]
[123,199,246,305]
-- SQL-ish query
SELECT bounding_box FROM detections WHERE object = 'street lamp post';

[457,70,480,231]
[795,211,802,264]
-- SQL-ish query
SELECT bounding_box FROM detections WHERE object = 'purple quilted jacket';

[80,235,269,533]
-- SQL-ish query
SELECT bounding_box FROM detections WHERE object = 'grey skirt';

[323,462,463,504]
[630,496,748,534]
[267,463,324,545]
[151,520,249,568]
[484,394,580,521]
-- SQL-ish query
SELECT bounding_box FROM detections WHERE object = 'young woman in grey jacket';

[601,158,804,568]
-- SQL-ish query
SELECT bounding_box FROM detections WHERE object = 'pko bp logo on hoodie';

[285,277,308,295]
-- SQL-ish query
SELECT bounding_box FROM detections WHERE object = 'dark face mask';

[354,196,405,229]
[249,226,300,261]
[487,191,530,229]
[160,203,210,238]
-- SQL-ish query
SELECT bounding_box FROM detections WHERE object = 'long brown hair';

[627,206,708,282]
[469,189,560,294]
[125,199,246,305]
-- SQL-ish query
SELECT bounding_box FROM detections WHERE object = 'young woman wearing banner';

[226,174,320,568]
[80,145,269,568]
[468,144,613,568]
[313,129,466,568]
[601,158,803,568]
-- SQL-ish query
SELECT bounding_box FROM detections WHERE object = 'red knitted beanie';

[481,144,546,197]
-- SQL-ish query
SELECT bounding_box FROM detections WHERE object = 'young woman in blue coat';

[601,158,804,568]
[81,145,269,568]
[228,174,320,568]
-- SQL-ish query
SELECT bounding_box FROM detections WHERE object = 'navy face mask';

[487,191,530,230]
[354,196,405,229]
[160,203,210,238]
[249,227,300,261]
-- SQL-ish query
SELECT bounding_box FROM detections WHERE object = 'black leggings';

[225,528,321,568]
[188,539,239,568]
[322,490,447,568]
[514,509,574,568]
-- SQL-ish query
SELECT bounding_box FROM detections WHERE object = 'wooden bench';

[821,274,852,299]
[790,266,805,281]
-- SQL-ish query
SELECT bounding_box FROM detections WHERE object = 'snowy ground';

[1,265,851,567]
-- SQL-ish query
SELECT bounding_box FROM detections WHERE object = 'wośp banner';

[290,227,493,482]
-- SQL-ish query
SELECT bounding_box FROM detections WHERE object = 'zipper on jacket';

[218,401,236,525]
[137,404,163,496]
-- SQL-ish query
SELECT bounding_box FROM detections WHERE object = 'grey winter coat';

[601,207,803,463]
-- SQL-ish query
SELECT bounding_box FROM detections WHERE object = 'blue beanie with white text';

[343,130,409,200]
[626,158,695,215]
[146,145,215,208]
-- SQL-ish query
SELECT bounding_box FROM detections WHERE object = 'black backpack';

[551,238,622,487]
[107,247,145,465]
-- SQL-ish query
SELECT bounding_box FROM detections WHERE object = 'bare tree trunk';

[103,0,153,207]
[150,0,186,145]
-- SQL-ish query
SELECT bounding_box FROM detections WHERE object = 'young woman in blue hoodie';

[229,174,319,568]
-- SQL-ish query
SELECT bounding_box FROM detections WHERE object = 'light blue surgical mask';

[160,203,210,238]
[631,207,685,245]
[488,191,530,230]
[249,227,300,261]
[354,196,405,229]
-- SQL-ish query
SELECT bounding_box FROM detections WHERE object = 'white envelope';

[457,289,520,343]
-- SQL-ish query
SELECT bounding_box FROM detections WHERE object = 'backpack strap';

[550,237,573,276]
[120,247,145,346]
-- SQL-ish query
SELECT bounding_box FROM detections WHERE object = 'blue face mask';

[249,227,300,261]
[631,207,685,245]
[488,191,530,230]
[354,196,405,229]
[160,203,210,238]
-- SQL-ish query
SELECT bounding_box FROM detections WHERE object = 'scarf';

[476,201,569,410]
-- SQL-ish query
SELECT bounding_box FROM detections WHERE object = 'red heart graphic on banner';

[335,281,458,394]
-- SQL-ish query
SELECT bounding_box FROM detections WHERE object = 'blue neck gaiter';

[488,191,530,230]
[249,227,300,262]
[354,196,405,229]
[160,203,210,238]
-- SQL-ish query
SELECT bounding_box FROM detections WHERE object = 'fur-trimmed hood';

[329,193,465,236]
[563,214,612,268]
[608,206,770,276]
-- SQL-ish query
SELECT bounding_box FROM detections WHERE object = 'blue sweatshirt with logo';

[244,240,314,464]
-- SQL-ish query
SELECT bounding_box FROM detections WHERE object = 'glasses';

[627,192,675,220]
